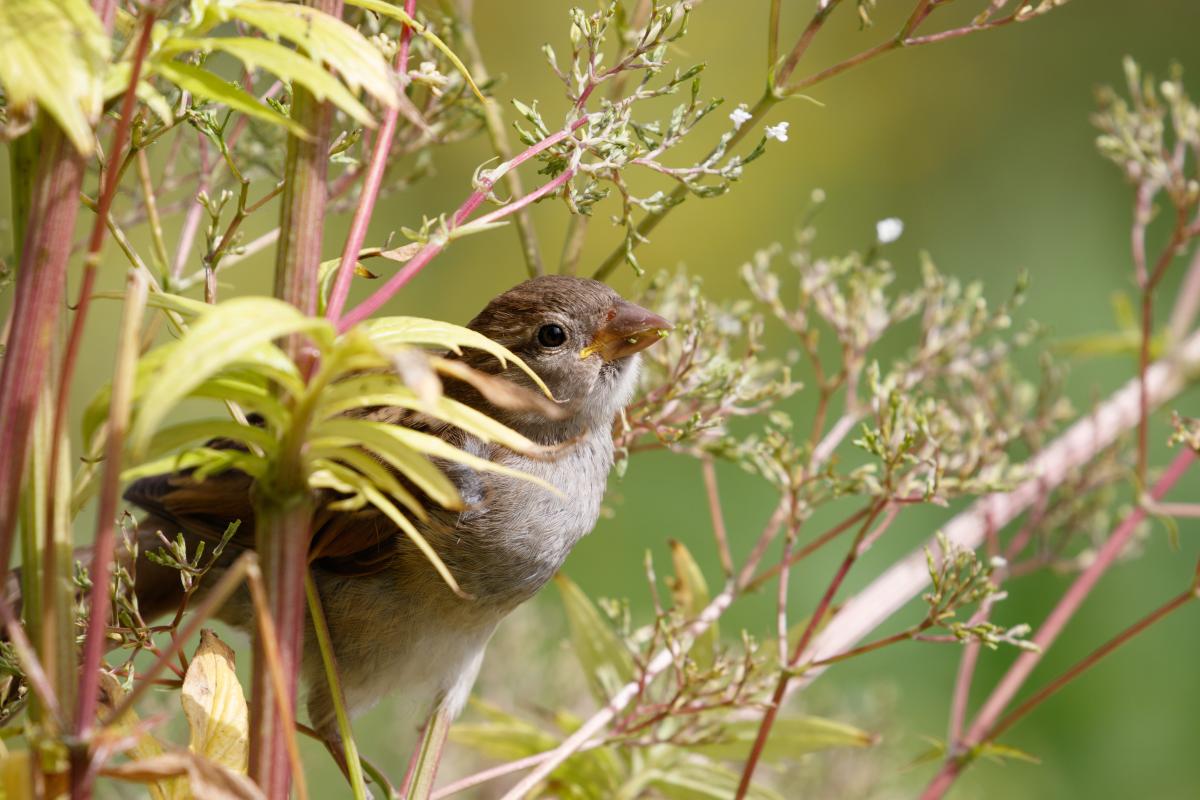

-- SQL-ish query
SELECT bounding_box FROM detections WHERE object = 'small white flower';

[729,103,752,130]
[876,217,904,244]
[989,555,1008,569]
[765,121,790,142]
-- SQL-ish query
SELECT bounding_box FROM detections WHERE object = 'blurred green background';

[6,0,1200,797]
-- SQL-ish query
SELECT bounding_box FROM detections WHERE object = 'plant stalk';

[252,2,342,795]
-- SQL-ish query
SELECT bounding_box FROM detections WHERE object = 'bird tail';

[5,515,237,633]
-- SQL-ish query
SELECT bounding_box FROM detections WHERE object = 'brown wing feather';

[122,404,457,578]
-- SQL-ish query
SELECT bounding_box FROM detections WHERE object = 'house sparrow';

[121,275,670,747]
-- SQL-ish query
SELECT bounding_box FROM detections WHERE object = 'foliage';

[1,0,1197,799]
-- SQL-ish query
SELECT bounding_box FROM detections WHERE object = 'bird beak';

[579,299,672,362]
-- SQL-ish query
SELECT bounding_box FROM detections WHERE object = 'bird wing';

[122,407,466,578]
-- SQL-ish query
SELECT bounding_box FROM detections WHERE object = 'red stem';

[922,448,1197,799]
[325,0,417,324]
[986,585,1196,743]
[336,117,589,331]
[701,460,734,577]
[0,132,86,578]
[71,273,147,800]
[734,501,887,799]
[49,0,157,615]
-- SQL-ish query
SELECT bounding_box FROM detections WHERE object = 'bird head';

[459,275,671,441]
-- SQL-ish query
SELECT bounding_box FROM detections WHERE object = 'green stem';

[592,90,779,280]
[458,0,544,277]
[404,706,453,800]
[0,126,86,582]
[251,1,342,795]
[304,571,368,800]
[249,494,317,799]
[7,128,37,263]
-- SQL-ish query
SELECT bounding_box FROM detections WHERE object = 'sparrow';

[120,275,670,747]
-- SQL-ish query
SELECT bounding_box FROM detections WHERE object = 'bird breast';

[441,424,614,607]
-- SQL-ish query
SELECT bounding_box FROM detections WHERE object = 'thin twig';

[325,0,419,324]
[987,580,1197,743]
[338,116,590,330]
[74,271,148,753]
[733,501,888,799]
[458,0,544,277]
[701,459,734,577]
[788,329,1200,699]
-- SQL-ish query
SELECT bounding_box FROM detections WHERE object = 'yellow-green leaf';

[143,420,278,461]
[212,1,398,109]
[649,758,784,800]
[555,574,635,703]
[0,0,108,155]
[310,419,461,510]
[128,297,332,458]
[97,672,184,800]
[341,0,485,102]
[159,37,375,127]
[689,716,876,763]
[316,385,544,455]
[366,317,552,397]
[182,630,249,776]
[151,60,306,137]
[668,539,717,668]
[0,747,34,800]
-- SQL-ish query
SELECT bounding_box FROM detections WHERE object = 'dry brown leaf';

[432,357,568,420]
[103,752,264,800]
[376,242,422,264]
[182,630,249,777]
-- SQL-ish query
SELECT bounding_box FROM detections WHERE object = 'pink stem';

[960,447,1195,747]
[325,0,417,324]
[921,448,1197,800]
[466,167,573,228]
[337,117,589,331]
[788,329,1200,696]
[171,134,209,278]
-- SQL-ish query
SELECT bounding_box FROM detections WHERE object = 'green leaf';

[336,468,465,598]
[689,716,875,763]
[159,37,375,127]
[104,63,173,126]
[151,60,306,137]
[187,377,289,431]
[316,385,544,456]
[311,420,459,510]
[318,419,556,495]
[365,317,552,397]
[142,419,278,460]
[449,702,560,762]
[128,297,333,458]
[649,758,784,800]
[341,0,485,102]
[902,737,947,772]
[976,740,1041,766]
[210,1,398,109]
[120,447,270,486]
[452,701,624,796]
[308,450,426,519]
[555,574,635,703]
[0,0,107,154]
[668,539,716,668]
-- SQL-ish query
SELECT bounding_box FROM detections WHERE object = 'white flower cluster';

[876,217,903,244]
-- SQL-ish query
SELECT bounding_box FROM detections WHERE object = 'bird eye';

[536,323,567,348]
